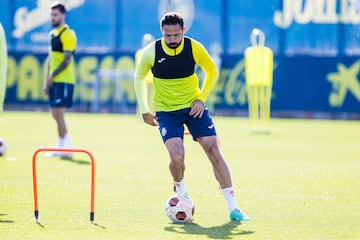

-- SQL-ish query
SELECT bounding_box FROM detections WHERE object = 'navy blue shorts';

[156,108,217,142]
[48,83,74,108]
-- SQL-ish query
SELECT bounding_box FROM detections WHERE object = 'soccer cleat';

[43,151,73,159]
[230,209,251,221]
[177,192,188,197]
[173,183,188,197]
[43,151,62,157]
[60,152,73,159]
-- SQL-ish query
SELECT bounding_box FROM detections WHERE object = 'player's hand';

[43,85,49,96]
[43,75,54,96]
[43,75,54,95]
[142,112,158,126]
[47,74,54,87]
[189,99,205,118]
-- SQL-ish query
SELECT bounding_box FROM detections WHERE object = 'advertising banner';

[4,52,360,114]
[1,0,360,114]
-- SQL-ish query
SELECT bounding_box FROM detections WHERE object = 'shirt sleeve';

[191,39,218,103]
[60,29,77,52]
[134,43,155,114]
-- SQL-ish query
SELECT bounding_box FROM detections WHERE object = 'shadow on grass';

[0,214,15,224]
[60,157,91,165]
[36,221,45,228]
[164,221,254,239]
[34,221,106,229]
[92,222,107,229]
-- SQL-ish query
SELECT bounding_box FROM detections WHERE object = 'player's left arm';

[50,51,72,78]
[192,40,218,103]
[189,40,218,118]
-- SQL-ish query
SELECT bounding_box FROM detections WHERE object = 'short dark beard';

[167,39,182,49]
[52,20,61,28]
[167,43,179,49]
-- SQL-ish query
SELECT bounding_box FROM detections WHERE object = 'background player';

[43,2,77,158]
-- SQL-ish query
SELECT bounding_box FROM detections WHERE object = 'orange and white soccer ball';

[165,194,195,223]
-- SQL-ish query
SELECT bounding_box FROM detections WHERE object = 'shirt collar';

[161,37,185,56]
[55,24,68,33]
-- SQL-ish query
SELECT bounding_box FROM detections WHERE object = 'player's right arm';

[134,43,158,126]
[43,51,51,96]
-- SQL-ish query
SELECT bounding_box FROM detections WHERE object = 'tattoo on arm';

[51,51,72,77]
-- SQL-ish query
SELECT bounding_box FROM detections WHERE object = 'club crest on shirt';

[161,127,167,137]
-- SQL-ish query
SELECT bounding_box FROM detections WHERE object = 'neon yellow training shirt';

[49,24,77,84]
[134,37,218,114]
[135,48,153,84]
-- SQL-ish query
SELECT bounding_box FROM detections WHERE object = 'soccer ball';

[0,138,7,156]
[165,194,195,223]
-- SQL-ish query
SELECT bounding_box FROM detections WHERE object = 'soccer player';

[134,12,250,222]
[43,2,77,159]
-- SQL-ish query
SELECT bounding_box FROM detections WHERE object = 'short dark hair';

[50,2,66,14]
[160,12,184,28]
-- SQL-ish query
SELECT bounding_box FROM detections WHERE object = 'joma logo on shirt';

[158,58,166,63]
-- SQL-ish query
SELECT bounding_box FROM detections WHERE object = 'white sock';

[63,133,71,148]
[222,186,238,212]
[58,137,65,148]
[174,178,187,196]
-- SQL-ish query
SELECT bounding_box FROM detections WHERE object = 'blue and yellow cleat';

[230,209,251,221]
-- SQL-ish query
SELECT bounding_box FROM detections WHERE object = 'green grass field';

[0,111,359,240]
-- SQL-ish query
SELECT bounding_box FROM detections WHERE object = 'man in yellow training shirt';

[134,12,250,222]
[43,2,76,159]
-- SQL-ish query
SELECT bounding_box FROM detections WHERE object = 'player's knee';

[170,153,184,164]
[206,143,221,157]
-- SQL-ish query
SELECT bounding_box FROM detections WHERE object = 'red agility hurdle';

[32,147,95,222]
